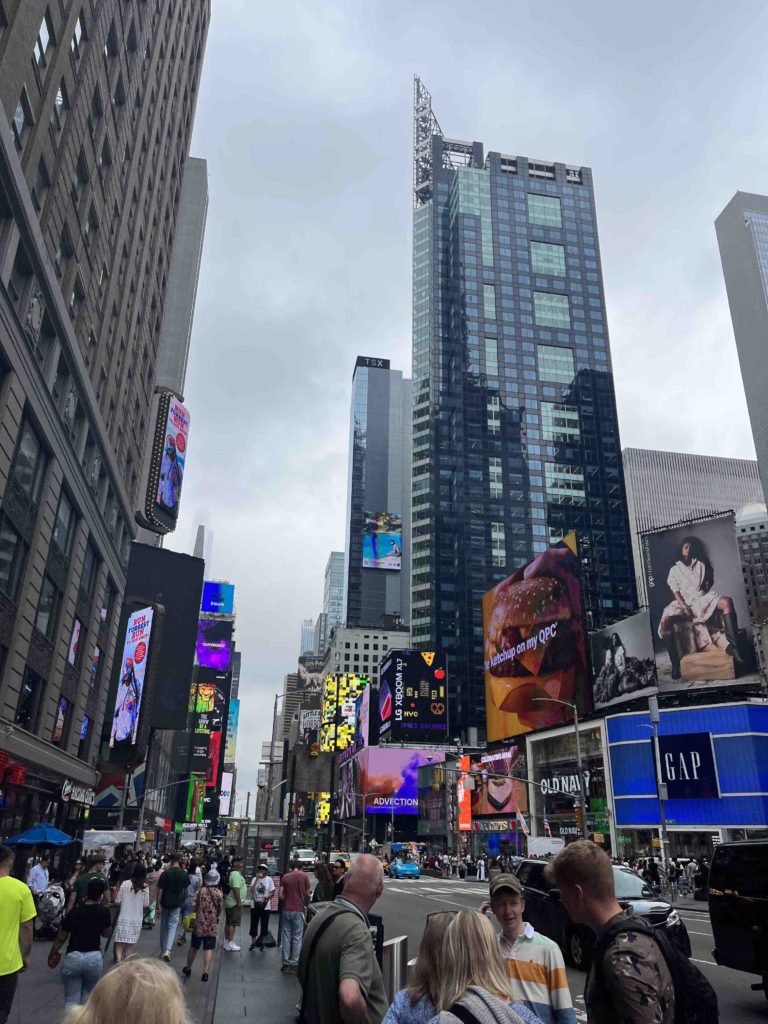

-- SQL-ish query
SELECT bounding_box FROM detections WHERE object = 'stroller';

[35,883,66,940]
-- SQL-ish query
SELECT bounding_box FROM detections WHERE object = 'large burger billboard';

[483,534,589,742]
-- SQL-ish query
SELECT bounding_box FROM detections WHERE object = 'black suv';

[514,858,691,969]
[709,840,768,1002]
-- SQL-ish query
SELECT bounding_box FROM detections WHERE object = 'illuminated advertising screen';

[360,747,445,815]
[206,731,222,787]
[362,512,402,570]
[155,396,189,521]
[201,581,235,616]
[320,674,367,752]
[378,650,447,743]
[642,512,760,693]
[339,685,371,765]
[483,534,590,742]
[196,618,233,672]
[315,792,330,826]
[109,607,154,754]
[185,775,205,824]
[338,759,360,820]
[224,699,240,763]
[591,610,657,709]
[469,742,528,818]
[457,754,472,832]
[219,771,234,816]
[417,763,446,834]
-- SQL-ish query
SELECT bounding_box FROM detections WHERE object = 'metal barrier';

[382,935,409,1001]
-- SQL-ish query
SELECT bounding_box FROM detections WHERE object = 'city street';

[376,876,768,1023]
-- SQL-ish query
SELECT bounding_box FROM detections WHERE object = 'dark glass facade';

[411,83,636,738]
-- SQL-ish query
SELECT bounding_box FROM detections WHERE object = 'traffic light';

[574,804,585,833]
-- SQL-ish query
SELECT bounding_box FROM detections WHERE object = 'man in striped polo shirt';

[485,873,575,1024]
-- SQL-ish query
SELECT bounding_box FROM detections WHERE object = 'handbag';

[182,911,196,933]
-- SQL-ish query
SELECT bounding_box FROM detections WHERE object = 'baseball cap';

[205,869,220,885]
[489,873,523,897]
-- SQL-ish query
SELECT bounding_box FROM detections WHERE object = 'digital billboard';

[339,685,370,765]
[196,618,233,672]
[338,758,360,820]
[315,792,330,826]
[417,763,446,834]
[483,534,589,742]
[224,699,240,763]
[378,650,447,742]
[469,742,528,817]
[359,747,445,815]
[185,775,205,823]
[109,607,154,755]
[320,674,368,752]
[457,754,472,832]
[219,771,234,816]
[201,581,235,616]
[642,512,760,693]
[591,610,657,709]
[142,391,190,534]
[362,512,402,570]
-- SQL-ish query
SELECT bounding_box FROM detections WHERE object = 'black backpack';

[591,918,719,1024]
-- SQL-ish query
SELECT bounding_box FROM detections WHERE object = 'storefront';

[527,720,614,853]
[606,701,768,859]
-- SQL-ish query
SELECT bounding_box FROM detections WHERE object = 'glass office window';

[527,194,562,228]
[534,293,571,329]
[531,241,566,276]
[537,345,575,384]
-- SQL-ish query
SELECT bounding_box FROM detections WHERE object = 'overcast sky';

[165,0,768,811]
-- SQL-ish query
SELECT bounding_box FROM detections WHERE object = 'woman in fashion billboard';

[658,535,743,679]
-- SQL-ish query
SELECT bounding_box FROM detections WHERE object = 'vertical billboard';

[196,618,233,672]
[320,674,367,752]
[339,685,371,765]
[359,748,445,815]
[224,699,240,763]
[141,391,190,534]
[591,610,657,709]
[469,743,528,817]
[362,512,402,570]
[642,512,760,692]
[201,581,235,615]
[108,607,155,758]
[219,771,234,816]
[457,754,472,832]
[378,650,448,743]
[417,763,446,834]
[483,534,589,742]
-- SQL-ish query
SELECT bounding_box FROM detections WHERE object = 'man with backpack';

[547,840,718,1024]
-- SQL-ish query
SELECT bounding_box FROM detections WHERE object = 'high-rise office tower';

[300,618,314,658]
[716,192,768,504]
[623,447,762,605]
[411,78,635,737]
[343,357,412,628]
[314,551,345,656]
[0,3,209,828]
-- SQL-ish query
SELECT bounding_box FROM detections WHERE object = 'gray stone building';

[0,1,209,833]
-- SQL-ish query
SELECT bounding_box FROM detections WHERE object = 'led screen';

[320,674,367,752]
[469,742,528,817]
[378,650,447,742]
[483,533,589,742]
[339,685,371,765]
[185,775,205,824]
[642,512,760,693]
[155,395,189,521]
[362,512,402,570]
[219,771,234,816]
[109,607,154,752]
[591,610,657,709]
[196,618,233,672]
[225,699,240,763]
[360,747,445,815]
[201,581,235,616]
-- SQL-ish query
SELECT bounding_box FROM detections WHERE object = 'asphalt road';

[376,875,768,1022]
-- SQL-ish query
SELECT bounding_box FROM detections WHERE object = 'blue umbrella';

[5,822,76,846]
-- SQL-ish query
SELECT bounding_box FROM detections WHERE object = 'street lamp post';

[532,697,589,840]
[644,696,670,873]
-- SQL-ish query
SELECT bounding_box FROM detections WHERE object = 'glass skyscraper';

[411,78,636,738]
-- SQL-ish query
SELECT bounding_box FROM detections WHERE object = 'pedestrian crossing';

[387,882,488,896]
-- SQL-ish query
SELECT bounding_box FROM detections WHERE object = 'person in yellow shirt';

[0,844,36,1024]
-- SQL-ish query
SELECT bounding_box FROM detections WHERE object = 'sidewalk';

[213,925,300,1024]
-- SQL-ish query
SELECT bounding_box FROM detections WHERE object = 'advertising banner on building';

[657,732,720,800]
[196,618,233,672]
[320,674,367,752]
[340,686,371,765]
[224,699,240,763]
[469,742,528,817]
[362,512,402,570]
[642,512,760,693]
[219,771,234,816]
[338,758,361,820]
[417,763,446,835]
[201,581,235,616]
[359,748,445,815]
[483,534,590,742]
[457,754,472,832]
[109,607,155,756]
[378,650,448,743]
[141,391,190,534]
[591,610,657,709]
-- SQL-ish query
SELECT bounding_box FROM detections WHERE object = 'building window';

[101,581,116,626]
[537,344,575,384]
[67,617,83,666]
[483,284,497,319]
[489,457,503,499]
[484,337,499,376]
[54,226,73,274]
[50,80,68,131]
[11,89,31,149]
[34,10,53,66]
[531,241,566,277]
[534,292,571,330]
[0,516,28,603]
[541,401,580,442]
[36,575,61,640]
[487,395,500,434]
[89,645,101,688]
[80,541,98,597]
[491,522,506,567]
[15,669,45,731]
[545,463,586,504]
[51,696,71,746]
[32,156,50,211]
[527,194,562,228]
[52,490,75,557]
[70,11,85,59]
[11,419,46,504]
[78,714,91,759]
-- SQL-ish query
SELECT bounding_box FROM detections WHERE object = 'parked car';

[388,857,421,880]
[513,858,691,969]
[709,839,768,1002]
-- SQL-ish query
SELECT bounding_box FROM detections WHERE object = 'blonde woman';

[436,911,543,1024]
[383,911,455,1023]
[63,957,192,1024]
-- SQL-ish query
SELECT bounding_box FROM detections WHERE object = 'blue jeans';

[61,951,103,1007]
[281,911,304,967]
[160,906,181,953]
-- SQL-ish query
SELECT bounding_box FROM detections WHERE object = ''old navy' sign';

[657,732,720,800]
[540,770,590,797]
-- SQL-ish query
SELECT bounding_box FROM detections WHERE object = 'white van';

[291,848,317,871]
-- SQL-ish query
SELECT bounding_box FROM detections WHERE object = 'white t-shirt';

[249,874,275,905]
